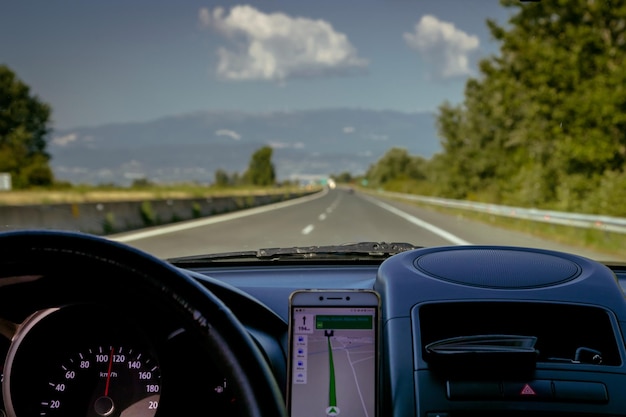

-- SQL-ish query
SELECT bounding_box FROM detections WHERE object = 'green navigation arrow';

[327,336,337,408]
[325,406,339,416]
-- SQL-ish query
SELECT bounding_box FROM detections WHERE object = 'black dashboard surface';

[1,232,626,417]
[190,247,626,417]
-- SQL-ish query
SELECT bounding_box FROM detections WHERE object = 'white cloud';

[342,126,355,134]
[404,15,479,78]
[368,133,389,141]
[51,133,96,147]
[269,141,305,149]
[124,172,146,180]
[198,8,211,27]
[215,129,241,140]
[97,169,114,178]
[122,160,143,170]
[198,5,368,81]
[51,133,78,146]
[56,166,88,174]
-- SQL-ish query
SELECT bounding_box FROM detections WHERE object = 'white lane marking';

[328,195,342,211]
[301,224,315,235]
[363,196,471,245]
[109,188,328,243]
[319,213,327,221]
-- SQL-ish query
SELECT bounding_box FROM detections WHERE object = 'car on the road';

[2,1,626,417]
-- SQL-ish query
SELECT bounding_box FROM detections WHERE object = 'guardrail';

[0,191,317,235]
[377,190,626,235]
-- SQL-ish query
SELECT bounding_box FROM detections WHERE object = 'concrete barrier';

[0,192,313,235]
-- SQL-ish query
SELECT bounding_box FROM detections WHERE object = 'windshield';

[1,0,624,263]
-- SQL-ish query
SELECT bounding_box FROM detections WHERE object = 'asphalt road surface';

[110,188,610,261]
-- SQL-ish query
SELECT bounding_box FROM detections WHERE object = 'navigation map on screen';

[290,306,377,417]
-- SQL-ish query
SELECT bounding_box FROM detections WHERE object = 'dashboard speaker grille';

[414,248,581,289]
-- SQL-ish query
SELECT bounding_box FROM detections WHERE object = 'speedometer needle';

[105,347,114,396]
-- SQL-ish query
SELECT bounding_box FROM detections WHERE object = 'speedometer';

[42,344,161,417]
[4,306,164,417]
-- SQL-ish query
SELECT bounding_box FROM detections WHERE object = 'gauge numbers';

[42,345,161,417]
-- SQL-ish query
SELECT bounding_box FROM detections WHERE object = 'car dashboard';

[0,231,625,417]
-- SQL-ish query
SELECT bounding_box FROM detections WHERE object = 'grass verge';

[0,185,317,206]
[370,190,626,261]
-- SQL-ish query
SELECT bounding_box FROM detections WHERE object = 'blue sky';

[2,1,511,130]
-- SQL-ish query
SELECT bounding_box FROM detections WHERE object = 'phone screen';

[288,298,378,417]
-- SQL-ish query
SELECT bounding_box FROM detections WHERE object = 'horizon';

[53,106,438,132]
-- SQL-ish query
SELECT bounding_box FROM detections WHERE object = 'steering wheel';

[0,230,287,417]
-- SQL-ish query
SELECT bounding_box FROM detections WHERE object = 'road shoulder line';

[109,189,328,243]
[361,194,471,245]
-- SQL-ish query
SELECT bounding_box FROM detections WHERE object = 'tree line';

[0,65,54,188]
[366,0,626,216]
[214,145,277,187]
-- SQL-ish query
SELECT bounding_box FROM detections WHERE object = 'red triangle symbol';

[520,384,536,396]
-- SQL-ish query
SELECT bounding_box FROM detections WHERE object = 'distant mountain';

[49,108,441,185]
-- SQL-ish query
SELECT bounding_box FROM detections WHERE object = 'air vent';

[418,302,621,367]
[414,248,581,289]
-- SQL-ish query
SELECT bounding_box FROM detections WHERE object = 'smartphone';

[287,289,380,417]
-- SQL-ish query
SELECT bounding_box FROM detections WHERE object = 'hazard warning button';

[503,380,553,400]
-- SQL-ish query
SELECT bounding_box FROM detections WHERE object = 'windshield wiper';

[167,242,420,264]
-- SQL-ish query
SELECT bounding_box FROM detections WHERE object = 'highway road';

[110,188,610,261]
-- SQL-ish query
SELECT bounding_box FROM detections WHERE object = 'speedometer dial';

[4,306,165,417]
[42,344,161,417]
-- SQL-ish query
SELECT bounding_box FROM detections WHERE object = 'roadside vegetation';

[0,81,302,205]
[0,184,309,206]
[0,128,306,206]
[0,65,54,188]
[342,1,626,257]
[364,1,626,218]
[393,197,626,261]
[0,65,287,202]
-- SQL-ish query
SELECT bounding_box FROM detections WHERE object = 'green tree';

[433,0,626,213]
[0,65,54,188]
[131,177,153,188]
[366,147,426,186]
[214,169,231,187]
[243,146,276,186]
[332,171,353,183]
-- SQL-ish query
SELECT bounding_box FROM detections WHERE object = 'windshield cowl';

[167,242,420,265]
